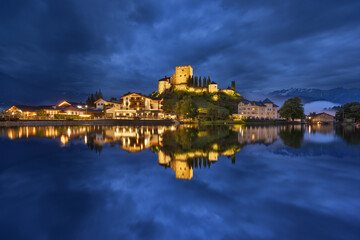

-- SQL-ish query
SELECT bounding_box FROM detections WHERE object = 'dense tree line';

[187,76,211,88]
[335,102,360,122]
[86,89,103,106]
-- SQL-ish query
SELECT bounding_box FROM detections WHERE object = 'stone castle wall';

[158,65,226,94]
[173,65,193,86]
[158,80,171,94]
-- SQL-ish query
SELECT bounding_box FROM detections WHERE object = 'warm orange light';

[58,101,71,107]
[60,135,68,145]
[8,131,14,140]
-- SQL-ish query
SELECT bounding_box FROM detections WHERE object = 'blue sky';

[1,0,360,104]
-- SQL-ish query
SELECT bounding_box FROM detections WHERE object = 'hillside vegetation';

[151,90,245,120]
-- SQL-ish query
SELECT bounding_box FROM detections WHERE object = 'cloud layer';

[1,0,360,104]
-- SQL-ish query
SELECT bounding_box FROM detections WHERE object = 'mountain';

[268,88,360,104]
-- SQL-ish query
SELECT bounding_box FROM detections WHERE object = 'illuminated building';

[5,101,101,119]
[308,112,335,124]
[105,93,166,119]
[157,65,235,95]
[234,98,279,120]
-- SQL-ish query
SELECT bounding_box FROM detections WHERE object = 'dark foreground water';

[0,124,359,240]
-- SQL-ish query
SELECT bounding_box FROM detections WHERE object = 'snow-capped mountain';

[269,88,360,104]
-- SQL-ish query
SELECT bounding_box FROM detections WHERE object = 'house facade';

[6,101,101,119]
[309,112,335,123]
[234,98,279,120]
[94,98,122,110]
[105,93,166,119]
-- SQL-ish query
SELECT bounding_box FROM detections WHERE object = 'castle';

[158,65,222,94]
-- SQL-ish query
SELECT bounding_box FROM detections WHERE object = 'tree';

[86,96,92,105]
[206,105,230,121]
[207,76,211,86]
[90,94,95,104]
[279,125,305,148]
[207,106,218,121]
[231,81,235,91]
[86,90,104,106]
[175,96,199,119]
[203,77,207,88]
[279,97,305,121]
[198,76,202,88]
[194,76,198,87]
[110,97,117,102]
[187,76,192,87]
[335,102,360,122]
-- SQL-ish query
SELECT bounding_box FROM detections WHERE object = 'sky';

[1,0,360,104]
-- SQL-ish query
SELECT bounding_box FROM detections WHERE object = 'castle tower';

[171,159,193,180]
[158,76,171,94]
[171,65,193,90]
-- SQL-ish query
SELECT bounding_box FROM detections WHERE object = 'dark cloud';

[0,0,359,105]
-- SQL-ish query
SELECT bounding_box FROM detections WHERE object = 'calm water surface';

[0,124,359,240]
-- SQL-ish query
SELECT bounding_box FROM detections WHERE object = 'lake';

[0,124,359,240]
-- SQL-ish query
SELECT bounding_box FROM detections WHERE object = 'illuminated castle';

[158,65,193,93]
[158,65,220,94]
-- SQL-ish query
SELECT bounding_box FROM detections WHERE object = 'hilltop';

[151,90,245,119]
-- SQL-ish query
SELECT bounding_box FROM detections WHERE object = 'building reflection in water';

[235,125,279,144]
[93,126,172,153]
[1,124,358,180]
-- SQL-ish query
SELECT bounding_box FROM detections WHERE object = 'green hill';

[151,90,245,120]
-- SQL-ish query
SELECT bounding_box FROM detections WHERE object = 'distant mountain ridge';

[269,87,360,104]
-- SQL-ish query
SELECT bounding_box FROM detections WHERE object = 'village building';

[6,100,101,119]
[103,93,166,119]
[308,112,335,124]
[94,98,121,110]
[234,98,279,120]
[6,105,57,118]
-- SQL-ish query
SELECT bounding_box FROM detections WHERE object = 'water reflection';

[279,125,305,148]
[1,124,359,180]
[335,125,360,145]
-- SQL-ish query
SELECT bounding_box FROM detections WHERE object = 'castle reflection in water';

[2,123,356,180]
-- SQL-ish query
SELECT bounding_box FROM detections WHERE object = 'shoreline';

[0,119,175,127]
[0,119,339,127]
